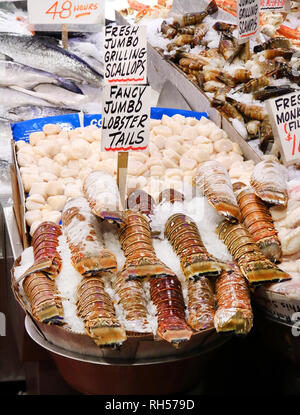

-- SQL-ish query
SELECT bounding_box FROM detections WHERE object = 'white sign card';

[104,25,147,85]
[266,91,300,165]
[237,0,260,43]
[28,0,104,25]
[101,85,151,152]
[260,0,285,11]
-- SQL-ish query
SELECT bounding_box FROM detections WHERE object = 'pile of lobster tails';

[13,160,293,349]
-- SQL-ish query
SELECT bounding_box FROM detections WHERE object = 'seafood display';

[76,276,127,347]
[217,220,290,284]
[119,210,176,280]
[165,212,224,280]
[25,221,62,279]
[187,276,215,331]
[193,161,241,222]
[0,2,104,120]
[214,267,253,335]
[124,0,300,155]
[62,197,117,276]
[16,114,256,237]
[250,157,288,207]
[22,271,64,325]
[150,276,193,346]
[113,271,151,333]
[234,182,282,263]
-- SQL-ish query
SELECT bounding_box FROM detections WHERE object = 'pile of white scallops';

[16,114,255,236]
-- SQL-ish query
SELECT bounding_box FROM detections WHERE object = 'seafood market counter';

[5,205,231,395]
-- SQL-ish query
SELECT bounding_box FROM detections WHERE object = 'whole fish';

[3,106,79,122]
[0,60,82,94]
[0,86,55,110]
[0,33,103,86]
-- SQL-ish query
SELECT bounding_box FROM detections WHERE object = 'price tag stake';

[117,153,129,209]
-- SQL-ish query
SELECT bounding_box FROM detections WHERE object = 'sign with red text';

[28,0,104,25]
[260,0,285,11]
[237,0,260,43]
[101,85,150,152]
[104,25,147,85]
[266,91,300,165]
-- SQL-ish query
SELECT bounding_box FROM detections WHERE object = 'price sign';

[260,0,285,11]
[28,0,104,25]
[104,25,147,85]
[237,0,260,43]
[101,85,150,152]
[266,91,300,165]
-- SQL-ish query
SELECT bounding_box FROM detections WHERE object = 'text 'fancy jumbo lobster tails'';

[233,182,282,263]
[76,276,127,347]
[83,170,123,224]
[28,221,62,279]
[217,220,290,284]
[150,276,193,346]
[119,210,176,281]
[193,161,241,223]
[62,197,117,277]
[23,271,64,325]
[214,265,253,335]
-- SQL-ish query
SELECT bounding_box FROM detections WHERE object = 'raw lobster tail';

[187,276,215,331]
[113,271,151,333]
[23,271,63,325]
[30,221,62,279]
[193,161,241,222]
[150,276,193,346]
[62,197,117,277]
[217,220,290,284]
[83,170,123,223]
[214,267,253,335]
[234,183,282,263]
[250,157,288,207]
[165,213,223,280]
[119,210,176,280]
[76,276,127,347]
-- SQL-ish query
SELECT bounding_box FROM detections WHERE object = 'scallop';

[25,210,42,227]
[43,124,61,135]
[29,131,46,146]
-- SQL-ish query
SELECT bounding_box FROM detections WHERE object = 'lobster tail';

[150,276,193,346]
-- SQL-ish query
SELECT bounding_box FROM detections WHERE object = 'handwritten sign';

[266,91,300,165]
[101,85,150,152]
[104,25,147,85]
[237,0,260,43]
[260,0,285,11]
[28,0,104,25]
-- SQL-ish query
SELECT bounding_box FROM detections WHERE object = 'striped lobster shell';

[119,210,176,280]
[23,271,63,325]
[187,276,215,331]
[193,161,241,222]
[76,276,126,347]
[214,266,253,335]
[150,276,193,346]
[165,213,224,280]
[250,157,288,207]
[62,197,117,277]
[234,184,282,263]
[29,221,62,279]
[217,220,290,284]
[113,271,151,333]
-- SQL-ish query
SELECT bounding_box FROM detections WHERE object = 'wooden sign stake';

[117,152,129,209]
[62,24,69,50]
[245,40,250,61]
